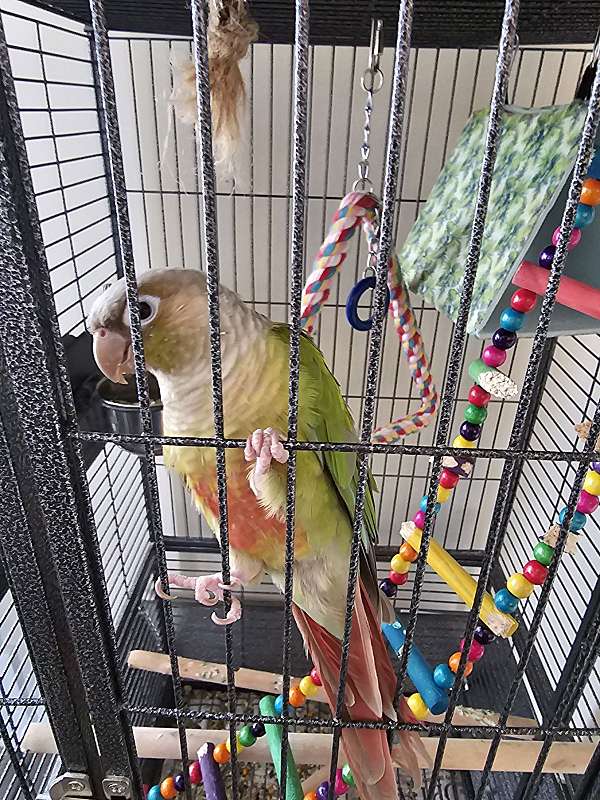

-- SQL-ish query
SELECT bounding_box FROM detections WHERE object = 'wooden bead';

[389,570,408,586]
[511,288,537,313]
[334,768,349,795]
[507,573,535,599]
[238,725,256,747]
[437,485,452,503]
[213,743,230,764]
[407,692,429,720]
[459,638,485,661]
[225,734,244,753]
[581,177,600,206]
[494,587,519,613]
[342,764,355,787]
[453,435,476,449]
[583,470,600,496]
[391,554,410,573]
[577,490,599,515]
[400,542,418,562]
[304,793,318,800]
[289,686,306,707]
[310,667,322,686]
[433,663,454,689]
[299,675,319,698]
[448,652,473,677]
[189,761,202,785]
[468,385,491,407]
[533,541,554,567]
[147,787,162,800]
[160,777,177,800]
[440,469,460,489]
[464,403,488,425]
[523,560,548,585]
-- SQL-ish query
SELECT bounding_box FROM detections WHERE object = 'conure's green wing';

[270,325,380,590]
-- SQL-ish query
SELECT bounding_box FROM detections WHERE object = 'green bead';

[464,403,488,425]
[238,725,256,748]
[533,541,554,567]
[342,764,355,787]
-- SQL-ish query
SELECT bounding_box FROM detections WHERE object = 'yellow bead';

[299,676,318,698]
[390,554,410,574]
[453,435,476,449]
[583,470,600,496]
[225,735,244,754]
[406,692,429,720]
[437,485,452,503]
[507,573,534,599]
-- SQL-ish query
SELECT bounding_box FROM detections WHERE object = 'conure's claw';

[155,571,244,625]
[211,596,242,626]
[245,428,288,496]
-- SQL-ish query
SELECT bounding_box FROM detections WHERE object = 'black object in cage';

[0,1,599,800]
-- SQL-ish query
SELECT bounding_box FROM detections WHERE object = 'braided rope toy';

[300,191,438,443]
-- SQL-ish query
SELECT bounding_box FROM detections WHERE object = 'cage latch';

[48,773,92,800]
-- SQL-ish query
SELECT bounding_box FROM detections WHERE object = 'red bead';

[511,288,537,314]
[577,490,599,515]
[389,570,408,586]
[439,469,460,489]
[413,510,426,529]
[523,560,548,585]
[310,668,322,686]
[482,344,507,368]
[188,762,202,785]
[459,638,485,661]
[468,385,491,407]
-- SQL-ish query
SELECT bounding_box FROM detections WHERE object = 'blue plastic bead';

[559,507,587,531]
[420,495,441,514]
[574,203,595,229]
[499,307,525,332]
[587,152,600,180]
[147,787,162,800]
[433,663,454,690]
[494,587,519,613]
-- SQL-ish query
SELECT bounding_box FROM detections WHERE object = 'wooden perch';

[23,723,598,774]
[127,650,538,730]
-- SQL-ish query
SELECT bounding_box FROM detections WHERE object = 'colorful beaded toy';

[376,148,600,720]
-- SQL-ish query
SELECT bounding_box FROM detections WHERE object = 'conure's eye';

[137,295,159,325]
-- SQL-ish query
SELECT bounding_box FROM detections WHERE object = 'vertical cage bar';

[327,3,414,797]
[188,0,238,796]
[279,1,309,796]
[87,1,191,797]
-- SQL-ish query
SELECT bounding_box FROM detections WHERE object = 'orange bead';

[304,793,318,800]
[160,777,177,800]
[289,686,306,707]
[399,542,418,563]
[213,742,231,764]
[448,652,474,677]
[581,178,600,206]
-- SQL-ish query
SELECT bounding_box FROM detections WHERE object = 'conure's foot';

[244,427,288,495]
[154,571,242,625]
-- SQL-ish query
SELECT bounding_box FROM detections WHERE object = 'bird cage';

[0,2,599,800]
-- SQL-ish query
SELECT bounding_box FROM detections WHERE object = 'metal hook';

[368,18,384,73]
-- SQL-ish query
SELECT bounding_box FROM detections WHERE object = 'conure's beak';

[93,328,134,384]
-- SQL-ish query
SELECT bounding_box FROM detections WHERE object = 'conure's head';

[88,268,209,383]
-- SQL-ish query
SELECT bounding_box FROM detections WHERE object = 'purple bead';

[474,623,496,645]
[251,722,266,738]
[317,782,331,799]
[460,421,481,441]
[379,578,397,598]
[538,244,556,269]
[593,462,600,474]
[492,328,517,350]
[174,773,186,792]
[413,510,426,529]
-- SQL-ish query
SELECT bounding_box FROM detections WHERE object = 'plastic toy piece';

[258,695,304,800]
[400,522,518,637]
[345,274,391,331]
[198,742,227,800]
[513,260,600,322]
[382,621,449,715]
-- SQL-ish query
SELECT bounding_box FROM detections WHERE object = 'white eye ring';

[123,295,160,327]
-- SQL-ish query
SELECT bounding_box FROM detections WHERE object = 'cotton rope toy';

[300,191,438,443]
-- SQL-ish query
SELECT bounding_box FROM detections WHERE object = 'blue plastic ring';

[345,275,391,331]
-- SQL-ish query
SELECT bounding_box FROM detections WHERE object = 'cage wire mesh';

[0,0,598,799]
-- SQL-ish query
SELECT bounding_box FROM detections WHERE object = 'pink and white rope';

[300,191,438,443]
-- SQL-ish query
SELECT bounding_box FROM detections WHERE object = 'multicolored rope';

[301,191,438,443]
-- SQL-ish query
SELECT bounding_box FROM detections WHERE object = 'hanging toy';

[301,20,438,444]
[170,0,258,173]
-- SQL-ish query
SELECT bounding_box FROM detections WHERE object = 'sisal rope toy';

[300,191,438,444]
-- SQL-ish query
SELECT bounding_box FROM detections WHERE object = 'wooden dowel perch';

[128,650,538,729]
[23,723,598,774]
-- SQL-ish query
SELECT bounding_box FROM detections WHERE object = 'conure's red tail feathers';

[292,581,423,799]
